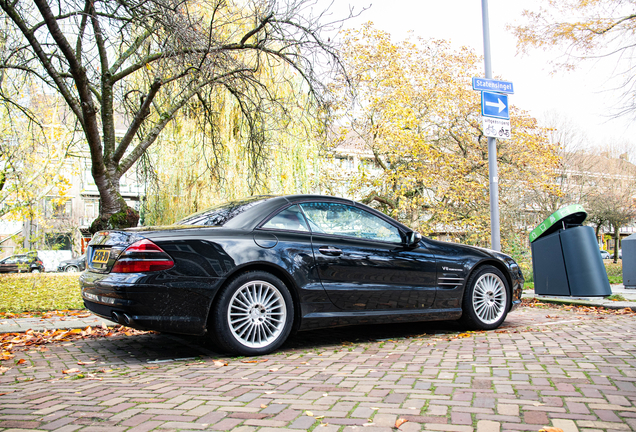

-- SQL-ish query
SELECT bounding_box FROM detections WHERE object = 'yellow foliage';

[328,24,560,247]
[511,1,635,70]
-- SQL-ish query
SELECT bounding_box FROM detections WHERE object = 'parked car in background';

[57,255,86,272]
[0,252,45,273]
[600,250,611,259]
[81,194,524,356]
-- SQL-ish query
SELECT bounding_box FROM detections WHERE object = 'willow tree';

[140,80,324,226]
[330,24,560,247]
[0,71,74,233]
[0,0,343,232]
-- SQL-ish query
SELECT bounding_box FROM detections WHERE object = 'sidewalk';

[0,312,116,334]
[1,284,634,334]
[523,283,636,310]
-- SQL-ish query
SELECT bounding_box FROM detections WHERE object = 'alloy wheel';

[472,272,507,325]
[227,280,287,349]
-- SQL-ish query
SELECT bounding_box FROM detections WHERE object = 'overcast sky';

[324,0,636,150]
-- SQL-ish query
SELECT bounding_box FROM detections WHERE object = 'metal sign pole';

[481,0,501,251]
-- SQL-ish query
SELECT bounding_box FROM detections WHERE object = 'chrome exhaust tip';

[111,311,121,323]
[123,314,132,326]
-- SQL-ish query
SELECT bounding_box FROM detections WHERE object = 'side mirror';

[405,231,422,247]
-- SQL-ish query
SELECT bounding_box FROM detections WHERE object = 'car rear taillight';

[111,239,174,273]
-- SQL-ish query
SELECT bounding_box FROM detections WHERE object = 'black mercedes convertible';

[80,195,523,355]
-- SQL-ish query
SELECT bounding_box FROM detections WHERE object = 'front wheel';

[210,271,294,356]
[65,266,79,272]
[459,265,509,330]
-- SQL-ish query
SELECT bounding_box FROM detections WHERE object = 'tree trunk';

[89,169,139,234]
[613,229,620,264]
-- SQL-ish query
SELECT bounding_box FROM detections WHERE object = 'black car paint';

[80,195,523,337]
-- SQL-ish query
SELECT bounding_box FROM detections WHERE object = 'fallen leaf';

[395,418,408,428]
[0,367,11,375]
[144,366,159,369]
[77,361,96,365]
[241,359,268,363]
[62,368,80,374]
[305,411,314,417]
[260,404,267,409]
[269,368,279,372]
[15,359,26,365]
[213,360,228,367]
[538,428,564,432]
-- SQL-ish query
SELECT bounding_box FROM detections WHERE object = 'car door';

[299,202,436,311]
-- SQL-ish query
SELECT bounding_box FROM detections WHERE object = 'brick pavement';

[1,305,635,432]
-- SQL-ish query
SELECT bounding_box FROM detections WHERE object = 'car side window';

[300,202,402,243]
[262,205,309,232]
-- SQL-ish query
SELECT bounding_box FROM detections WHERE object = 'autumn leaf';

[1,324,151,359]
[144,365,160,369]
[62,368,80,374]
[305,411,314,417]
[538,428,564,432]
[240,359,268,364]
[395,418,408,428]
[77,361,95,365]
[15,358,26,365]
[260,404,267,409]
[213,360,228,367]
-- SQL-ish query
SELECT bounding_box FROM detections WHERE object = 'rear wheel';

[459,265,509,330]
[211,271,294,356]
[65,266,79,272]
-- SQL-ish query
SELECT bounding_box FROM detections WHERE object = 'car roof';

[223,194,411,232]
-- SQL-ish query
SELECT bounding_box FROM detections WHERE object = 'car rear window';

[176,196,273,226]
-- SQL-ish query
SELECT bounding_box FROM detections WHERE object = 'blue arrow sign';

[472,77,514,94]
[481,91,509,119]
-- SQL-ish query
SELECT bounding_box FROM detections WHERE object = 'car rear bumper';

[80,271,222,335]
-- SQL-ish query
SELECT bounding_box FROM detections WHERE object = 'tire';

[211,271,294,356]
[65,266,79,272]
[459,265,509,330]
[30,268,41,273]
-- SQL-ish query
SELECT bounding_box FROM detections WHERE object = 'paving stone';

[477,420,501,432]
[2,307,636,432]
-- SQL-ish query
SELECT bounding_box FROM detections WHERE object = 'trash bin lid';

[529,204,587,243]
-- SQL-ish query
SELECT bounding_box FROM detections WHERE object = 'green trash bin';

[530,204,611,297]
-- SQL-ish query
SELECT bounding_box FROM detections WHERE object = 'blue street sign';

[472,77,514,94]
[481,91,509,119]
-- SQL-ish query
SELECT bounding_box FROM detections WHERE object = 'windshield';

[176,196,273,226]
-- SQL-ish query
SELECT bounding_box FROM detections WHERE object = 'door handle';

[319,246,343,256]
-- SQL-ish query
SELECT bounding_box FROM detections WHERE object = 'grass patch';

[524,282,534,290]
[605,262,623,284]
[0,273,83,313]
[606,294,630,302]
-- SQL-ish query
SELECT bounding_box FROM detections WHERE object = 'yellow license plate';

[92,249,110,264]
